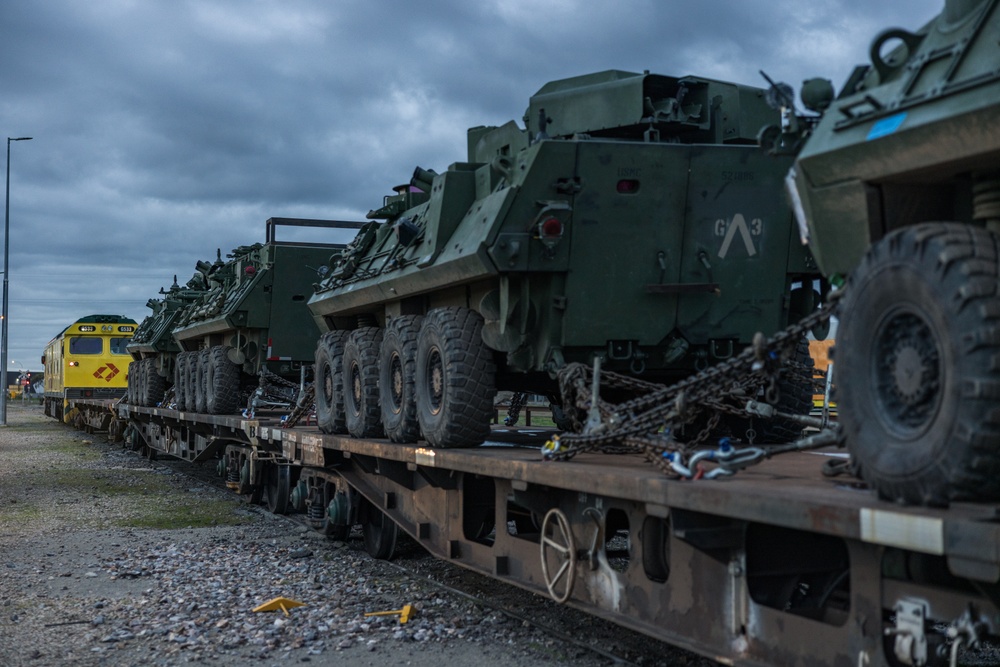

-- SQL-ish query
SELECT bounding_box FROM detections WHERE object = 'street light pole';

[2,137,32,426]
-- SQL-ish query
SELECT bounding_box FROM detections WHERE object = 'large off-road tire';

[142,357,167,408]
[415,307,496,448]
[205,345,240,414]
[838,223,1000,505]
[195,348,210,414]
[175,352,188,410]
[128,360,142,406]
[138,358,151,406]
[344,327,384,438]
[315,331,349,434]
[185,352,199,412]
[379,315,423,443]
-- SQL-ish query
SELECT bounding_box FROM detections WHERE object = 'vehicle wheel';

[379,315,423,443]
[175,352,188,410]
[362,500,398,560]
[184,352,198,412]
[344,327,384,438]
[143,357,166,408]
[838,223,1000,505]
[195,349,209,413]
[205,346,240,414]
[129,360,142,406]
[315,331,349,434]
[415,307,496,447]
[263,464,290,514]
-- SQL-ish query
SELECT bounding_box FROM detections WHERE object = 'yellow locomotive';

[42,314,136,422]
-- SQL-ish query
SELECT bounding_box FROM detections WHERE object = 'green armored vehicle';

[128,218,361,415]
[777,0,1000,504]
[309,70,823,447]
[126,275,207,407]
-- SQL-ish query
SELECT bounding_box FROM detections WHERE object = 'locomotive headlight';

[68,361,79,367]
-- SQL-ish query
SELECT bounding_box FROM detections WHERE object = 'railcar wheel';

[315,331,349,434]
[362,500,398,560]
[379,315,423,443]
[322,484,351,540]
[205,346,240,414]
[344,327,384,438]
[175,352,188,410]
[540,508,577,603]
[415,307,496,448]
[236,454,253,496]
[263,463,290,514]
[195,349,209,413]
[838,223,1000,505]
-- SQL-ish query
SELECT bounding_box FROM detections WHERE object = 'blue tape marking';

[867,112,907,140]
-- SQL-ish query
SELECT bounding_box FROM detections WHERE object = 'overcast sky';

[2,1,941,372]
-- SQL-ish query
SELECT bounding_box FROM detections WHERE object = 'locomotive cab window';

[68,337,102,354]
[109,337,131,355]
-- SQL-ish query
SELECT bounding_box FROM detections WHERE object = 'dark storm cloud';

[1,0,941,369]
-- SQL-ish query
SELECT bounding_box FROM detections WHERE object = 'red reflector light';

[617,179,640,194]
[84,390,93,397]
[541,217,563,238]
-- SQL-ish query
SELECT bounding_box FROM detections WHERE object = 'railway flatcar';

[42,314,136,422]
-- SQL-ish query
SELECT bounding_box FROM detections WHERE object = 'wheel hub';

[892,345,926,403]
[322,368,333,408]
[351,363,362,409]
[874,310,941,432]
[389,353,403,414]
[428,348,443,415]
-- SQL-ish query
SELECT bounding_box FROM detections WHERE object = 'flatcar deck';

[68,398,1000,667]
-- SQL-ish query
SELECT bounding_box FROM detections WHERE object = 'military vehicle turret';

[308,70,823,447]
[771,0,1000,504]
[127,218,361,414]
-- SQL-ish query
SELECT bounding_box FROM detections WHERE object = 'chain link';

[503,392,527,426]
[545,296,841,478]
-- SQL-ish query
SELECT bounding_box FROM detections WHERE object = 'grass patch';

[0,502,43,524]
[48,440,103,460]
[118,497,253,529]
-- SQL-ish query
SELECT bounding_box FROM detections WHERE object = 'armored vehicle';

[128,218,361,414]
[126,275,208,407]
[777,0,1000,504]
[308,70,822,447]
